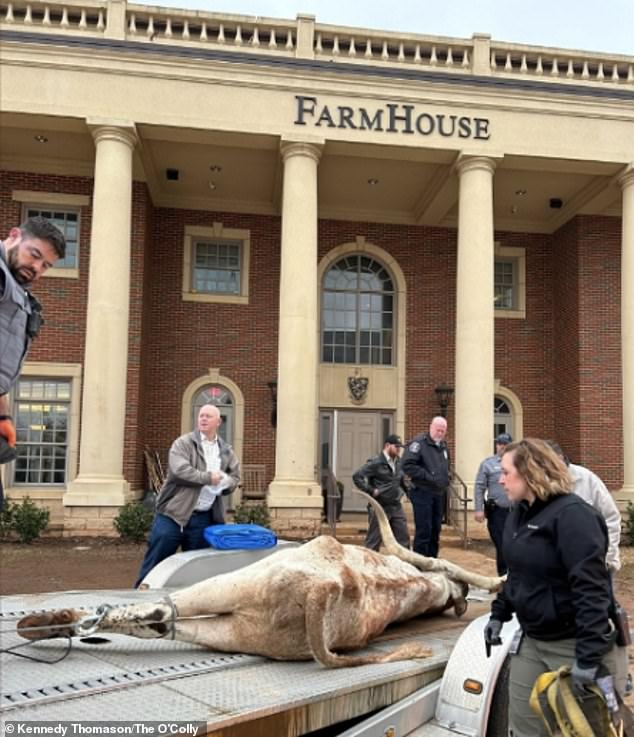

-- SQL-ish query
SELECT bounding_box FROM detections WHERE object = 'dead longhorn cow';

[17,492,502,668]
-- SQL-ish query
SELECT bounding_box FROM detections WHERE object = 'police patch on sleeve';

[409,442,420,453]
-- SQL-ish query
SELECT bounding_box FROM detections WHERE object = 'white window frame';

[494,243,526,319]
[2,362,82,500]
[182,223,250,304]
[13,190,89,279]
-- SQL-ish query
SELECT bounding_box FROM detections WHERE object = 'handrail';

[447,469,471,549]
[323,466,341,538]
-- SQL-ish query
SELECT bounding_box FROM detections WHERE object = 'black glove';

[571,661,599,697]
[484,619,503,656]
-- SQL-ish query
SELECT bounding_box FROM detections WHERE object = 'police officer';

[401,416,450,557]
[0,217,65,507]
[352,433,410,551]
[474,432,513,575]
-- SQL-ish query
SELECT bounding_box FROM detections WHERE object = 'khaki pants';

[508,634,629,737]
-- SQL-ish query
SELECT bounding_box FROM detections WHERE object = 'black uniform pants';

[486,504,509,575]
[411,490,444,557]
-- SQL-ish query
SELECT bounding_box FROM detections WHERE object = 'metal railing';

[447,470,471,549]
[322,466,342,538]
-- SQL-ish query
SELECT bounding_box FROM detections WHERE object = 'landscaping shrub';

[114,502,154,542]
[232,502,271,528]
[625,502,634,546]
[9,497,50,543]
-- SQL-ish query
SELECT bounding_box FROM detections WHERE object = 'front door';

[320,410,392,512]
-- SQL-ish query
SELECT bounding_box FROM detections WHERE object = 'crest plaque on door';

[347,375,369,404]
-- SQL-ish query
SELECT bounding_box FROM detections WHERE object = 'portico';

[0,0,632,535]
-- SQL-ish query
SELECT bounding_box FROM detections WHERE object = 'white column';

[454,155,498,490]
[617,164,634,505]
[268,139,323,509]
[66,122,136,506]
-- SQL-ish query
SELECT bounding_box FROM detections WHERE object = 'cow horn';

[355,490,504,593]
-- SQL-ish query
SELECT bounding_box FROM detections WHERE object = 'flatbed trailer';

[0,547,507,737]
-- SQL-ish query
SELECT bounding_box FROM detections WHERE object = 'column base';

[614,484,634,510]
[267,479,323,539]
[267,479,323,509]
[64,476,132,507]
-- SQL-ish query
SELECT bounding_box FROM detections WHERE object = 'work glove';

[0,416,16,447]
[0,416,17,465]
[484,619,503,657]
[571,661,599,697]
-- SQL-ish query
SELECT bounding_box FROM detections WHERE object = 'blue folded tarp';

[204,523,277,550]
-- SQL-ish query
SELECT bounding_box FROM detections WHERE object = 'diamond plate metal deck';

[0,590,480,735]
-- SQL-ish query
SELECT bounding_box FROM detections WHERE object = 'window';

[494,260,515,309]
[494,245,526,318]
[24,205,79,270]
[12,378,70,485]
[494,396,512,447]
[322,255,394,365]
[182,224,250,304]
[192,385,234,445]
[193,239,241,294]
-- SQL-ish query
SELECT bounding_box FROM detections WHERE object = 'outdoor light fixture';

[434,384,454,418]
[267,380,278,428]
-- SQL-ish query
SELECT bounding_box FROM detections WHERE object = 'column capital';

[87,119,137,149]
[618,163,634,190]
[280,137,324,164]
[455,152,503,177]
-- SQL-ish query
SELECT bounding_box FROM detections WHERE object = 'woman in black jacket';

[484,438,626,737]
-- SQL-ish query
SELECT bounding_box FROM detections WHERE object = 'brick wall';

[140,208,281,486]
[570,216,621,487]
[494,230,556,442]
[0,169,624,498]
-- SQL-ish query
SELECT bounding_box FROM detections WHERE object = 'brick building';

[1,0,633,536]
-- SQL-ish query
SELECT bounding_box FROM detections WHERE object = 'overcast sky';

[134,0,633,56]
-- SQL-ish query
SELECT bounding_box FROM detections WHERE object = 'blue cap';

[495,433,513,444]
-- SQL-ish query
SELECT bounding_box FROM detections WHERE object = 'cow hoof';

[453,598,468,617]
[17,610,77,640]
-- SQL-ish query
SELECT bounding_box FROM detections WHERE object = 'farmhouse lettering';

[294,95,491,140]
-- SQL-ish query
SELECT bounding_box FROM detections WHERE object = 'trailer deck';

[1,588,492,736]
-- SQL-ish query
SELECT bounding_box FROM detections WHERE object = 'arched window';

[321,254,394,365]
[192,385,234,444]
[494,396,512,441]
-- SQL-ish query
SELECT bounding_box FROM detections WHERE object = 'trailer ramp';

[1,590,491,736]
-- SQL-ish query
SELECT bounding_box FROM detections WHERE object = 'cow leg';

[17,609,88,640]
[305,583,433,668]
[17,574,254,645]
[169,575,253,617]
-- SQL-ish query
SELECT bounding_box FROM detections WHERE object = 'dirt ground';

[1,531,633,707]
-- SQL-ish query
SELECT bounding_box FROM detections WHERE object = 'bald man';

[401,416,451,557]
[135,404,241,586]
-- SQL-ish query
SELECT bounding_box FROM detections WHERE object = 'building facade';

[1,0,633,536]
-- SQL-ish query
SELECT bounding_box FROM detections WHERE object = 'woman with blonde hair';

[484,438,626,737]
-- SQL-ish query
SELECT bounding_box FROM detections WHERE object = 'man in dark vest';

[0,216,66,507]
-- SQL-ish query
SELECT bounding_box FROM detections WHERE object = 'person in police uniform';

[401,416,450,557]
[474,432,513,575]
[352,433,410,551]
[0,216,65,507]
